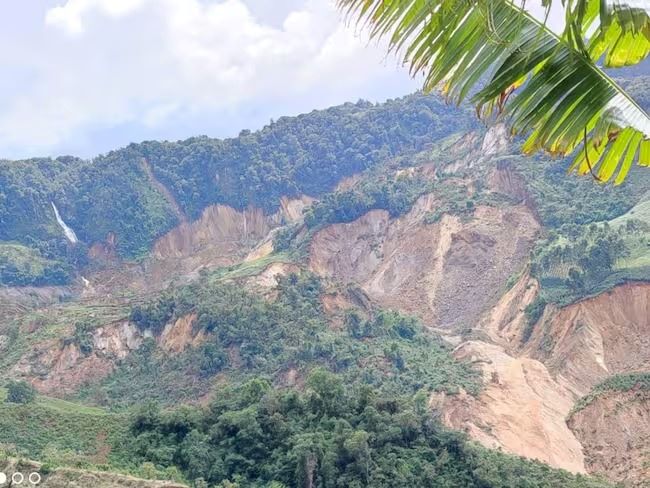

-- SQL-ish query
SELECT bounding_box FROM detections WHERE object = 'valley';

[0,88,649,487]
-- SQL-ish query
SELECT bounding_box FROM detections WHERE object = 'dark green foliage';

[303,174,433,228]
[522,297,547,343]
[0,244,72,286]
[139,94,474,219]
[81,273,480,408]
[517,154,649,230]
[71,320,94,356]
[130,292,179,334]
[345,310,418,340]
[0,154,176,267]
[530,221,644,304]
[273,223,301,252]
[0,94,474,285]
[423,182,477,224]
[5,380,36,404]
[123,373,612,488]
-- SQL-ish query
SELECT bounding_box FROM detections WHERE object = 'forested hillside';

[2,75,649,287]
[0,94,475,286]
[0,74,649,487]
[0,272,616,488]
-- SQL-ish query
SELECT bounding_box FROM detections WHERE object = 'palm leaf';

[569,0,650,67]
[338,0,650,183]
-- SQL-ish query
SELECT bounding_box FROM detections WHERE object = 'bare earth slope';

[438,279,650,482]
[309,197,539,328]
[568,388,650,487]
[309,196,650,483]
[526,283,650,396]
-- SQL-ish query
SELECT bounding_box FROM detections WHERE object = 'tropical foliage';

[0,243,71,286]
[82,272,480,408]
[4,381,36,405]
[338,0,650,183]
[122,373,613,488]
[531,216,650,303]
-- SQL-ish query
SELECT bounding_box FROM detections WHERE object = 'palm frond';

[338,0,650,183]
[565,0,650,66]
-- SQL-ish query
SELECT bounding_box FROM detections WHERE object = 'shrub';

[522,297,547,343]
[6,380,36,404]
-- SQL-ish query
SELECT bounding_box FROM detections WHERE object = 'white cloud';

[45,0,148,35]
[0,0,410,157]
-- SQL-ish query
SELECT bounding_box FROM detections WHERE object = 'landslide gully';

[4,125,648,485]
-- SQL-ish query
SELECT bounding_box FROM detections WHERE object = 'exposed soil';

[568,388,650,487]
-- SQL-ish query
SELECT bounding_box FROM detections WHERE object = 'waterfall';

[51,202,79,244]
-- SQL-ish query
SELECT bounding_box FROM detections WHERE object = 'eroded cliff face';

[308,205,649,482]
[2,124,648,486]
[568,389,650,487]
[309,195,540,328]
[11,321,145,395]
[153,195,313,262]
[159,314,205,354]
[434,280,650,483]
[477,270,539,347]
[81,196,311,297]
[525,283,650,396]
[152,204,273,262]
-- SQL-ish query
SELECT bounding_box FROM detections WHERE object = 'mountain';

[0,80,649,487]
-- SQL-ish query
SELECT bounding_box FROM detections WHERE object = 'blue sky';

[1,0,561,159]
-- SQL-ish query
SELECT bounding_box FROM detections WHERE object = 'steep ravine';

[2,123,648,485]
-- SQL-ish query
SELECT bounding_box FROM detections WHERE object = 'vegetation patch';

[120,372,614,488]
[304,173,433,229]
[522,296,547,343]
[79,272,480,408]
[0,93,476,285]
[530,217,650,305]
[0,387,128,468]
[569,372,650,416]
[0,243,72,286]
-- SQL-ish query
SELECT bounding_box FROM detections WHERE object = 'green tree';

[5,380,36,404]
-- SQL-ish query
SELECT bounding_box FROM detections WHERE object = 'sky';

[0,0,562,160]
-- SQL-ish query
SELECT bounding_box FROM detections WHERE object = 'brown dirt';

[279,195,314,222]
[568,388,650,487]
[438,281,650,485]
[11,321,143,396]
[152,204,271,261]
[159,313,205,354]
[525,283,650,396]
[431,340,586,474]
[309,195,539,329]
[244,262,301,292]
[81,197,311,298]
[477,270,539,348]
